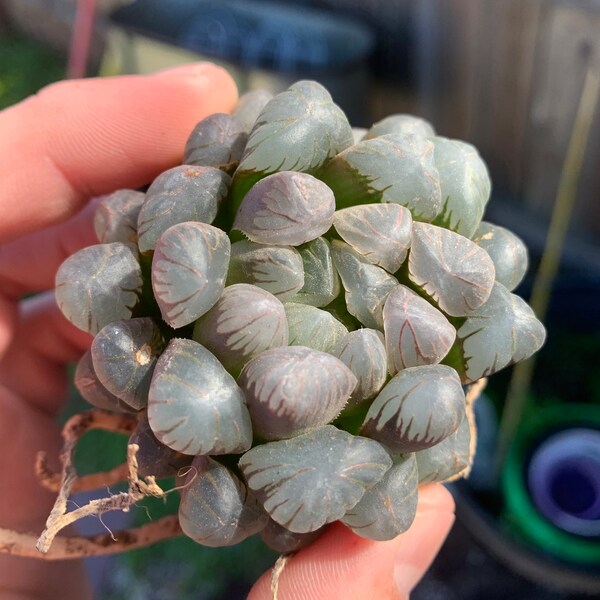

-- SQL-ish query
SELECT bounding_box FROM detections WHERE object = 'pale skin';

[0,63,455,599]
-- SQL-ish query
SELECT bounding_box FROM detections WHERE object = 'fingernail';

[393,509,455,597]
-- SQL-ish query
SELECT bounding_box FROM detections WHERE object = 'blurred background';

[1,0,599,598]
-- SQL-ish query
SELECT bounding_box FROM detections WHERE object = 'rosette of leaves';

[52,80,546,556]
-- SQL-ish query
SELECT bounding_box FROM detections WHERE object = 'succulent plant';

[55,80,545,552]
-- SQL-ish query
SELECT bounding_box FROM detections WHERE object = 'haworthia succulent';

[239,425,392,533]
[453,282,546,382]
[361,365,466,453]
[238,346,356,440]
[319,134,442,221]
[91,318,164,410]
[152,222,230,328]
[232,88,274,134]
[179,456,267,547]
[148,339,252,455]
[383,284,456,375]
[192,283,288,374]
[183,113,248,174]
[233,171,335,246]
[408,222,495,317]
[129,412,189,479]
[137,165,230,252]
[430,137,491,238]
[333,203,413,274]
[231,80,353,206]
[74,349,134,413]
[55,242,142,335]
[342,453,419,540]
[330,240,398,330]
[364,114,435,139]
[284,303,348,354]
[289,237,340,307]
[260,518,324,554]
[416,413,471,483]
[227,240,304,301]
[94,189,145,244]
[472,222,528,291]
[331,329,388,406]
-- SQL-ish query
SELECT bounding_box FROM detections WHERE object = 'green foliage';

[0,34,64,109]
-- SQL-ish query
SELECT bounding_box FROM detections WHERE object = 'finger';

[0,198,99,299]
[0,292,92,410]
[0,62,238,242]
[248,484,455,600]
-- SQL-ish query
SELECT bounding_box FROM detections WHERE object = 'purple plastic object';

[527,428,600,537]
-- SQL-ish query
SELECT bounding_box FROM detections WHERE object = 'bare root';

[0,515,181,560]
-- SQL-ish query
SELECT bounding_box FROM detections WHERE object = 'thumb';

[248,484,455,600]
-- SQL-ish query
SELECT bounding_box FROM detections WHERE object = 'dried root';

[0,409,183,560]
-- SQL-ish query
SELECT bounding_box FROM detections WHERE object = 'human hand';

[0,63,454,599]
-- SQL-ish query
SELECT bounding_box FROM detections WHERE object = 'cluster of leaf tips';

[56,80,546,553]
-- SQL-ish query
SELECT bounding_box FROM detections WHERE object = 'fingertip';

[248,486,456,600]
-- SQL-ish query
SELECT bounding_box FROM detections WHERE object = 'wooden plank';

[521,3,600,232]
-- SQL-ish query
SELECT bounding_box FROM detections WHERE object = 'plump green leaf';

[342,454,418,540]
[289,237,340,307]
[179,456,267,547]
[284,303,348,353]
[227,240,304,301]
[361,365,466,452]
[333,204,413,273]
[55,242,142,334]
[74,349,134,413]
[232,89,274,134]
[183,113,248,174]
[231,80,353,206]
[430,137,491,237]
[331,329,388,406]
[453,282,546,382]
[408,222,495,316]
[319,134,442,221]
[233,171,335,246]
[383,284,456,375]
[330,240,398,329]
[94,189,145,244]
[152,222,230,328]
[137,165,230,252]
[238,346,356,440]
[472,221,528,291]
[129,412,189,479]
[91,318,164,410]
[416,413,471,483]
[239,425,392,533]
[260,519,324,554]
[193,283,288,374]
[364,114,435,139]
[148,339,252,455]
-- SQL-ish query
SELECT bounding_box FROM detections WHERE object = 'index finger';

[0,63,238,243]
